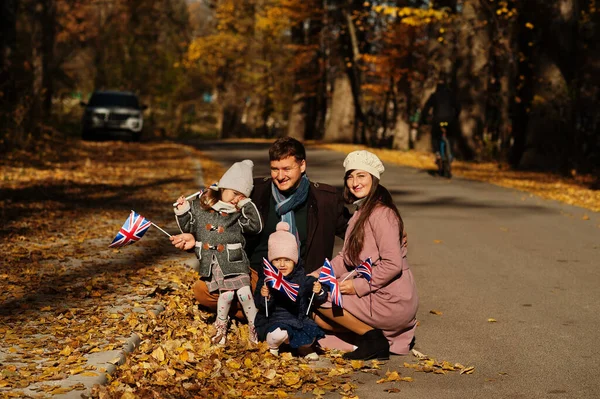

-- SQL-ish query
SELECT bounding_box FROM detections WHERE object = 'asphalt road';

[190,140,600,399]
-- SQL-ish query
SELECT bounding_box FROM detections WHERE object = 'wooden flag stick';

[151,222,172,237]
[340,270,356,283]
[129,209,171,238]
[172,191,202,207]
[306,292,315,316]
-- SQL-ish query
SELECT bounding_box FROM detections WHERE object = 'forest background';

[1,0,599,178]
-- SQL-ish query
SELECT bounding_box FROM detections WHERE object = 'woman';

[314,150,419,360]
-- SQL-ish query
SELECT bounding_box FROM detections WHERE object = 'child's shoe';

[269,348,279,356]
[248,323,258,344]
[211,318,228,346]
[304,352,319,361]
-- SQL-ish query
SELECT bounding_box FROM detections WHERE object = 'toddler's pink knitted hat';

[268,222,298,264]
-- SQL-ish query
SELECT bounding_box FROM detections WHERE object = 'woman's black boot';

[343,329,390,360]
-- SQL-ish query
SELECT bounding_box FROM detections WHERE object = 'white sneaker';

[211,318,228,346]
[269,348,279,356]
[304,352,319,361]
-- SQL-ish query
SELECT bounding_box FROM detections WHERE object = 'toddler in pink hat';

[253,222,327,360]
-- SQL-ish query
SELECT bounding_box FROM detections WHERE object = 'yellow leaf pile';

[0,137,354,398]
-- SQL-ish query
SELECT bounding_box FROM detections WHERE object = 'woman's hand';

[170,233,195,251]
[312,281,322,294]
[339,280,356,295]
[261,284,270,298]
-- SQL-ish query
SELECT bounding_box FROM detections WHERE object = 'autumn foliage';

[1,139,459,398]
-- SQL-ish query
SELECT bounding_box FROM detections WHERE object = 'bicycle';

[436,121,452,179]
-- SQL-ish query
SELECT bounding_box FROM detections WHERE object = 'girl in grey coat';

[173,160,263,345]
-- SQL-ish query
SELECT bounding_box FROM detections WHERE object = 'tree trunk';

[287,23,310,140]
[217,85,246,138]
[288,92,307,140]
[323,73,354,142]
[40,0,56,118]
[519,56,570,169]
[391,116,410,150]
[93,3,108,89]
[342,7,365,144]
[287,6,324,140]
[509,5,537,167]
[0,0,19,137]
[514,0,580,171]
[31,2,45,132]
[455,0,490,159]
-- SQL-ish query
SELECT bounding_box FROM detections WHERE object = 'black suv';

[80,91,147,141]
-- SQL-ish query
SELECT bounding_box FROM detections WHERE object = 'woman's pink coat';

[330,205,419,355]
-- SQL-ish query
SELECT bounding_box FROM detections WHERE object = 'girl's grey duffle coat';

[175,197,263,278]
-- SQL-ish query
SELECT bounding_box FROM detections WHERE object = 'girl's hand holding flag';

[260,284,270,298]
[172,191,202,207]
[174,196,187,210]
[305,280,324,315]
[312,281,322,294]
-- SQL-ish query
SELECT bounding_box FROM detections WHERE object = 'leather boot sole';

[343,348,389,361]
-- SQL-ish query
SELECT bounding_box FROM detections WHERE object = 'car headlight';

[89,113,106,126]
[127,115,143,132]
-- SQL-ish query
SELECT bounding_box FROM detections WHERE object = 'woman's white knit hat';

[343,150,385,179]
[218,160,254,197]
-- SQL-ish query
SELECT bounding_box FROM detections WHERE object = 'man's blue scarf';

[271,174,310,245]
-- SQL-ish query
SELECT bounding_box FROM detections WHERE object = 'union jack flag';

[263,258,299,302]
[319,258,343,308]
[109,210,152,248]
[355,257,373,282]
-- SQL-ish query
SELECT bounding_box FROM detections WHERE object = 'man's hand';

[170,233,195,251]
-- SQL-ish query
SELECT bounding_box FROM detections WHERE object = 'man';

[420,75,460,164]
[173,137,350,316]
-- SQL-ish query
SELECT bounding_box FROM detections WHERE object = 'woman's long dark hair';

[343,171,404,266]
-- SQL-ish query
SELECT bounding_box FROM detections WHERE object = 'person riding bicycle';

[420,76,460,169]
